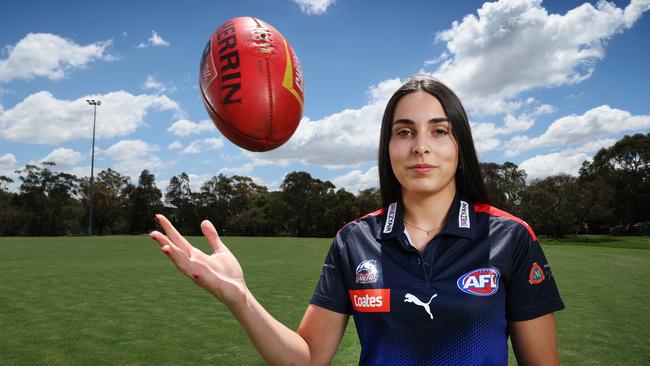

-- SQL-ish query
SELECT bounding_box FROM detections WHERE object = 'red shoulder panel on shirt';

[474,203,538,241]
[338,208,385,234]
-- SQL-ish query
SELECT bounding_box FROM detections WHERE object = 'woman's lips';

[409,164,435,174]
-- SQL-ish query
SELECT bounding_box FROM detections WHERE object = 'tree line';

[1,133,648,238]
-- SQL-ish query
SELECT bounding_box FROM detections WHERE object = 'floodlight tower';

[86,99,101,236]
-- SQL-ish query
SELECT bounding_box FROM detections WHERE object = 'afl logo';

[355,259,380,284]
[457,268,500,296]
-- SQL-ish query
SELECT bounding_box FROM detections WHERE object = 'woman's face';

[388,91,459,199]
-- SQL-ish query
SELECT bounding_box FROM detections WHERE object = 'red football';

[199,16,304,152]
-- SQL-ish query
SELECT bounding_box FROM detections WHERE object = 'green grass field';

[1,235,649,365]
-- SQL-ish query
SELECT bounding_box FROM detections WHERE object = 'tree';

[0,175,12,191]
[15,164,50,235]
[128,170,163,234]
[357,187,381,216]
[263,191,292,236]
[0,175,22,236]
[323,188,359,235]
[165,172,200,235]
[281,171,337,237]
[519,174,581,237]
[480,161,526,214]
[14,163,82,235]
[576,160,614,234]
[579,133,650,234]
[228,175,269,234]
[200,174,234,233]
[81,169,133,234]
[232,191,280,236]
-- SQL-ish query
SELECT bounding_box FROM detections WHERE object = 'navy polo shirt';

[311,196,564,365]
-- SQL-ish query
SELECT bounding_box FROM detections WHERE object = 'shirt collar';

[380,194,477,241]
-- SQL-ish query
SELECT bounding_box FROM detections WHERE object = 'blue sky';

[1,0,649,193]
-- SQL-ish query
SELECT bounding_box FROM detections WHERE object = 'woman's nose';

[412,136,431,156]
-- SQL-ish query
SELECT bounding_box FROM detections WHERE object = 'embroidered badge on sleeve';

[529,262,545,284]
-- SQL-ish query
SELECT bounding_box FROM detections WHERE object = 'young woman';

[150,75,564,365]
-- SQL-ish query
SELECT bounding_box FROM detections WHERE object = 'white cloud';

[504,114,534,132]
[367,78,403,103]
[0,153,18,190]
[204,137,224,150]
[506,105,650,156]
[248,101,384,168]
[142,74,175,93]
[167,119,214,136]
[471,123,504,156]
[137,31,170,48]
[180,137,224,154]
[624,0,650,27]
[293,0,335,15]
[518,138,618,180]
[143,75,163,89]
[185,173,211,193]
[0,152,17,173]
[534,104,555,115]
[40,148,83,169]
[519,151,591,180]
[104,139,159,161]
[470,110,538,155]
[168,141,182,150]
[331,166,379,193]
[423,52,450,67]
[569,138,618,154]
[69,165,92,179]
[0,33,113,83]
[182,140,203,155]
[432,0,650,115]
[0,90,179,144]
[218,163,254,176]
[103,139,163,178]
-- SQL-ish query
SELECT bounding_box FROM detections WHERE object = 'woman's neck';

[402,186,456,232]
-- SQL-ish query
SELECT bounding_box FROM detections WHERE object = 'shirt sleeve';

[506,227,565,321]
[310,236,352,315]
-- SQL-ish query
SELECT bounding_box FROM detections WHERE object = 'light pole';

[86,99,101,236]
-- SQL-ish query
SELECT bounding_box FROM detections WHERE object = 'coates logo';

[349,289,390,312]
[355,259,379,284]
[457,268,500,296]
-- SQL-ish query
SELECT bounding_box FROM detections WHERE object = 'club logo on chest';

[355,259,380,284]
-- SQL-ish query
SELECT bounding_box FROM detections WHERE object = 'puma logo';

[404,293,437,319]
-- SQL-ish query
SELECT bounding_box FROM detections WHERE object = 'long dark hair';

[378,75,489,208]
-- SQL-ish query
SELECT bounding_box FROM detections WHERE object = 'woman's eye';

[433,128,449,136]
[396,129,413,137]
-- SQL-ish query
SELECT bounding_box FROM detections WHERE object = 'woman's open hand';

[150,214,247,308]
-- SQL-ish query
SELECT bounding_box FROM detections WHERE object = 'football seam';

[265,55,274,142]
[252,16,275,144]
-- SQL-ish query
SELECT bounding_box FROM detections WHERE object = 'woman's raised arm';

[150,214,348,365]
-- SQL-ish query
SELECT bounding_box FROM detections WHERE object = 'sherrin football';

[199,17,304,152]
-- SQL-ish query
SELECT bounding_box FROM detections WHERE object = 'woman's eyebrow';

[392,117,449,125]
